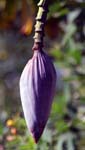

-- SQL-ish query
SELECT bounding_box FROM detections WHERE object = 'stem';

[32,0,49,51]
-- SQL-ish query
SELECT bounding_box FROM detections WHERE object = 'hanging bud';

[20,50,56,143]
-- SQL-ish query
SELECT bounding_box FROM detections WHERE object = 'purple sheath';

[20,50,56,143]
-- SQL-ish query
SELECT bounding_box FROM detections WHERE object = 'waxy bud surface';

[20,50,56,143]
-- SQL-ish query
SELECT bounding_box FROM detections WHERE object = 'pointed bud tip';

[31,131,41,143]
[30,124,44,143]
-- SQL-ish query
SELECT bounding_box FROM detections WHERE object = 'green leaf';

[49,49,63,60]
[48,2,68,18]
[0,123,4,135]
[19,136,36,150]
[56,120,69,133]
[67,49,81,64]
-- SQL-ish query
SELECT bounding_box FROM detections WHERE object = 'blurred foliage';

[0,0,85,150]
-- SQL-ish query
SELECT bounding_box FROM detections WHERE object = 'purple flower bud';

[20,50,56,143]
